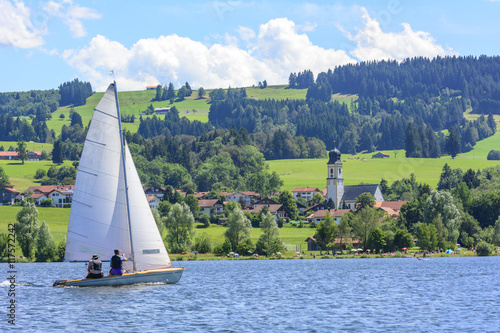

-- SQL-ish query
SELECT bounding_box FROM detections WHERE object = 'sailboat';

[53,82,184,287]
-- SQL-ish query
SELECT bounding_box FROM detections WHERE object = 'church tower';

[326,148,344,209]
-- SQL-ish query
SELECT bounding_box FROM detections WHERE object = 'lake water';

[1,257,499,332]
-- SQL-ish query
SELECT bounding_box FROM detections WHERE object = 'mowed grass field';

[268,130,500,191]
[0,160,74,192]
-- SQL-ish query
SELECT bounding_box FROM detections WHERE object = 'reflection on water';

[1,257,500,332]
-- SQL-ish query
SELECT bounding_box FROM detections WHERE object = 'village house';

[372,152,390,158]
[155,107,170,115]
[146,86,157,90]
[146,196,161,210]
[144,186,166,199]
[302,202,329,215]
[305,209,351,224]
[223,191,260,207]
[0,151,41,161]
[24,185,75,207]
[292,187,322,201]
[245,204,289,220]
[375,201,407,218]
[198,199,224,216]
[48,188,73,208]
[0,185,20,205]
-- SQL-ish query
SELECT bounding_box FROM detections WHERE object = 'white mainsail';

[65,83,172,271]
[124,143,172,271]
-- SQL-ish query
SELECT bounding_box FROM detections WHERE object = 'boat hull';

[54,267,184,287]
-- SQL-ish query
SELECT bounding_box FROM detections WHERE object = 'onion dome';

[327,147,341,164]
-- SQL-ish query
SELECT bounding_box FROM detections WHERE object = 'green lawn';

[268,132,500,191]
[0,206,70,242]
[0,159,74,192]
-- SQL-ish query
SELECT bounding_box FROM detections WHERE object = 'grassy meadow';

[268,130,500,191]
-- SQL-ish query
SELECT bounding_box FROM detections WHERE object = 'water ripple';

[1,257,499,332]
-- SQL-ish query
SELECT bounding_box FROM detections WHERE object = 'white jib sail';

[65,84,132,263]
[124,143,172,271]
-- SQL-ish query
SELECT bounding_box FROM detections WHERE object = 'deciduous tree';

[15,200,40,260]
[165,202,195,253]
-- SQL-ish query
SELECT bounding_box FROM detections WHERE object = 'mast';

[113,81,137,272]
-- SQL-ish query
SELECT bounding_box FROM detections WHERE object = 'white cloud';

[44,0,101,38]
[345,8,455,61]
[256,18,354,79]
[0,0,45,48]
[237,26,256,41]
[299,21,317,32]
[64,18,356,91]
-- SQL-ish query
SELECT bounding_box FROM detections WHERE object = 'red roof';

[25,185,75,195]
[198,199,222,208]
[374,201,407,211]
[0,152,18,157]
[292,187,321,193]
[31,193,46,199]
[307,209,351,219]
[246,204,284,214]
[3,187,20,194]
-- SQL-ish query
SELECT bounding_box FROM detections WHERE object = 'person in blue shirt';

[109,249,127,276]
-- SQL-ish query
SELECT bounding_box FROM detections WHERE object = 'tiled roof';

[292,187,321,192]
[198,199,222,208]
[375,201,407,211]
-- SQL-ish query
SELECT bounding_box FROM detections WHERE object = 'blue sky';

[2,0,500,92]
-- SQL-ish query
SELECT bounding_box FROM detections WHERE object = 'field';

[0,160,74,192]
[268,130,500,191]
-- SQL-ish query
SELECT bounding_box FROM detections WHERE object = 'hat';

[92,254,99,259]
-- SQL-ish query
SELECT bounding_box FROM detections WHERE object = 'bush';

[476,240,492,256]
[487,150,500,160]
[39,198,54,207]
[193,233,212,254]
[34,169,46,179]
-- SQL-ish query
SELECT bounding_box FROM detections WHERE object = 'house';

[146,86,157,90]
[0,151,41,161]
[224,191,260,207]
[245,204,289,220]
[24,185,75,207]
[252,198,277,207]
[155,107,170,115]
[305,209,351,224]
[305,236,361,251]
[375,201,407,217]
[48,189,73,208]
[146,196,161,210]
[292,187,322,201]
[0,185,20,205]
[372,152,390,158]
[0,152,17,160]
[296,201,307,212]
[31,192,48,205]
[194,192,209,199]
[302,202,329,214]
[25,185,75,196]
[144,186,166,198]
[198,199,224,216]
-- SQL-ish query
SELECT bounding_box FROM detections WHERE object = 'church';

[326,148,384,210]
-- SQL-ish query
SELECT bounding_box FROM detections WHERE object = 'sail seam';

[94,108,119,119]
[85,139,107,146]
